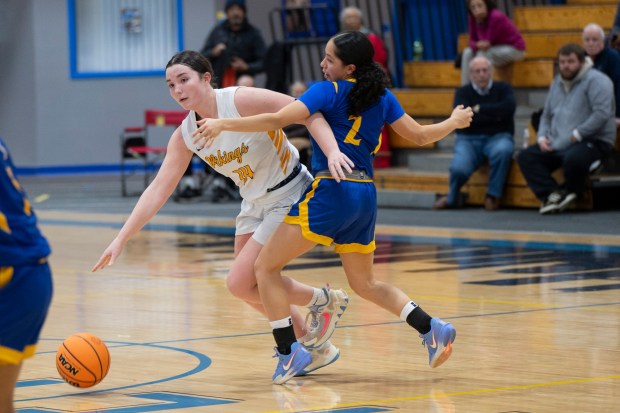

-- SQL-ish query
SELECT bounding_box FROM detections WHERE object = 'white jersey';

[181,87,305,202]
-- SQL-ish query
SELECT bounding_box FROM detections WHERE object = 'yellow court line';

[262,375,620,413]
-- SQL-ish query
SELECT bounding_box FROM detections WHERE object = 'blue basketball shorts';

[284,176,377,253]
[0,260,53,365]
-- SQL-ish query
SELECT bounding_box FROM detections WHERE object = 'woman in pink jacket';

[460,0,525,85]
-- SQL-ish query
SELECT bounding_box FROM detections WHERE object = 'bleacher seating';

[380,1,620,210]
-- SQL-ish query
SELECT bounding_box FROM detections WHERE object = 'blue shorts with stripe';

[0,260,53,365]
[284,176,376,253]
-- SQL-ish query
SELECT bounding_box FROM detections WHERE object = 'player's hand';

[326,150,354,183]
[91,239,124,272]
[193,118,222,150]
[451,104,474,129]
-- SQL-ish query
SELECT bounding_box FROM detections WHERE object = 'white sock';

[306,287,327,307]
[269,316,293,330]
[399,301,418,322]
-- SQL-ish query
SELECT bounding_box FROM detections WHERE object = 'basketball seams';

[75,334,105,382]
[59,342,97,385]
[55,333,110,388]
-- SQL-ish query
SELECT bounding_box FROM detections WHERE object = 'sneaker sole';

[429,326,456,368]
[297,348,340,376]
[430,341,453,368]
[557,194,577,212]
[305,292,349,349]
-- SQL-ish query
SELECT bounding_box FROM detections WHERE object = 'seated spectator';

[460,0,525,85]
[582,23,620,129]
[434,56,515,211]
[340,6,389,73]
[200,0,266,88]
[611,1,620,50]
[517,44,616,215]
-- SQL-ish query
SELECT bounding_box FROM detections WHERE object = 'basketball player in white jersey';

[92,50,353,375]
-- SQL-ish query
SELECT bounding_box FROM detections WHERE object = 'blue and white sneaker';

[272,342,312,385]
[301,286,349,348]
[421,317,456,368]
[296,340,340,376]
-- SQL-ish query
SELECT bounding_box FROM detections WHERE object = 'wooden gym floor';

[13,175,620,413]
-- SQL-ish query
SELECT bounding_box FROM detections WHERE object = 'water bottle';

[413,40,423,62]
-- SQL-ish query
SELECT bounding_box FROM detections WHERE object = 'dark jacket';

[454,81,516,136]
[200,19,266,87]
[592,47,620,117]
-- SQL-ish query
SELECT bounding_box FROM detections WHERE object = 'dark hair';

[331,31,388,117]
[225,0,246,13]
[166,50,216,87]
[557,43,586,62]
[465,0,497,15]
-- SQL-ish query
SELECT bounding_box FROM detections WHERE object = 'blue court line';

[16,379,63,388]
[39,218,620,253]
[21,300,620,402]
[16,342,211,403]
[37,300,620,351]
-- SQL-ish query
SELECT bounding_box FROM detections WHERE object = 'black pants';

[517,140,612,201]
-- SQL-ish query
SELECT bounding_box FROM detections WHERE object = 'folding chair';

[120,109,187,196]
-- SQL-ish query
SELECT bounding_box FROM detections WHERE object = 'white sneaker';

[296,340,340,376]
[301,286,349,348]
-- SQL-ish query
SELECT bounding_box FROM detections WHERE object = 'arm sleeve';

[297,82,334,114]
[384,90,406,124]
[538,85,555,139]
[577,74,614,138]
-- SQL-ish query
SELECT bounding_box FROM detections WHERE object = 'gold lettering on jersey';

[204,143,249,168]
[5,166,21,191]
[0,211,10,233]
[0,267,14,289]
[5,166,31,216]
[234,164,254,184]
[344,115,362,146]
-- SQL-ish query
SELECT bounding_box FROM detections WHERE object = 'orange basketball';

[56,333,110,388]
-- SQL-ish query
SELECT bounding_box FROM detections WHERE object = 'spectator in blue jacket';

[434,56,515,211]
[582,23,620,129]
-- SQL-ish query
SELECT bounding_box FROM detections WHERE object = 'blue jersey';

[298,80,405,178]
[0,137,51,266]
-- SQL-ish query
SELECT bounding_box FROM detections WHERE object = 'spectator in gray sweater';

[517,44,616,215]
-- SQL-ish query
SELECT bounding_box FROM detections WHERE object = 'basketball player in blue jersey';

[194,31,473,384]
[93,51,352,379]
[0,137,53,412]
